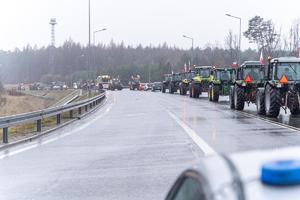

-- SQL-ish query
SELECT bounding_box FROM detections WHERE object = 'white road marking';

[166,110,216,156]
[0,102,113,160]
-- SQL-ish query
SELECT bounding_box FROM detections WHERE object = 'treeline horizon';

[0,40,260,84]
[1,15,300,85]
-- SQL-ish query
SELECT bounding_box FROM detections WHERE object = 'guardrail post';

[69,110,74,118]
[93,101,96,107]
[78,107,82,115]
[37,119,42,132]
[89,103,93,109]
[85,105,88,112]
[57,114,61,125]
[3,127,8,143]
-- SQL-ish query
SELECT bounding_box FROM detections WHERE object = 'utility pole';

[88,0,91,79]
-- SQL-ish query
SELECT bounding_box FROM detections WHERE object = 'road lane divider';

[166,110,216,156]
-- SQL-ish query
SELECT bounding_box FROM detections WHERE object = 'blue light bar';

[261,159,300,185]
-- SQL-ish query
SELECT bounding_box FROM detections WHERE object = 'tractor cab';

[194,66,212,79]
[213,67,234,83]
[256,57,300,117]
[236,61,264,84]
[171,73,181,82]
[268,57,300,85]
[179,71,195,95]
[208,67,235,102]
[230,61,265,111]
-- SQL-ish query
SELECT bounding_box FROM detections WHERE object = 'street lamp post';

[183,35,194,67]
[93,28,107,45]
[88,0,91,80]
[226,13,242,66]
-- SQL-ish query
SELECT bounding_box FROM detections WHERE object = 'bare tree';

[225,30,239,63]
[244,16,281,56]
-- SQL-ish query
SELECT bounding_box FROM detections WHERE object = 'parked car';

[151,82,162,91]
[144,83,152,91]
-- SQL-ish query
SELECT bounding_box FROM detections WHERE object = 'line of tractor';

[161,56,300,118]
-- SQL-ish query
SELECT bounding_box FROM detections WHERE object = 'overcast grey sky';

[0,0,299,50]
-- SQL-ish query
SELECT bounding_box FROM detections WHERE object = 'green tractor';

[179,71,195,95]
[189,66,213,98]
[208,67,234,102]
[256,57,300,117]
[229,61,265,110]
[162,73,181,94]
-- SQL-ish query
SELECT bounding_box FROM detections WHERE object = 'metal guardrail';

[0,91,106,143]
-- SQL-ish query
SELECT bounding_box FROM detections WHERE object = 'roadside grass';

[0,110,80,143]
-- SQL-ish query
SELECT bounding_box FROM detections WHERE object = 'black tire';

[169,84,174,94]
[208,86,212,101]
[162,85,166,93]
[182,86,187,95]
[289,93,300,115]
[234,85,245,110]
[265,84,281,118]
[212,85,219,102]
[179,85,184,95]
[229,86,235,109]
[256,89,266,115]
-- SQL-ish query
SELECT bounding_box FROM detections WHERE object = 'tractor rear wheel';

[169,84,174,94]
[191,83,199,98]
[256,89,266,115]
[289,93,300,115]
[234,85,245,110]
[212,85,219,102]
[265,84,281,118]
[229,86,235,109]
[182,86,187,95]
[208,86,212,101]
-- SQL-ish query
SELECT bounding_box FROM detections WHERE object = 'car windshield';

[276,62,300,81]
[216,70,231,81]
[242,66,263,80]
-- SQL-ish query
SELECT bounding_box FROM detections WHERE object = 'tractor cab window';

[187,72,195,80]
[275,62,300,81]
[165,75,171,81]
[173,74,181,81]
[199,69,211,78]
[242,66,263,80]
[181,73,187,80]
[216,70,231,81]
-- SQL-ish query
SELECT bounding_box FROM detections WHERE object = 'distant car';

[52,85,61,90]
[151,82,162,91]
[144,83,152,91]
[139,83,145,91]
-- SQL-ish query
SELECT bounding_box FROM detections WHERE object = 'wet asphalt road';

[1,90,300,200]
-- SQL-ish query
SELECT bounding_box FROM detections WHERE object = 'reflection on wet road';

[0,90,300,200]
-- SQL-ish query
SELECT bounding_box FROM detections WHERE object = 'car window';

[172,177,205,200]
